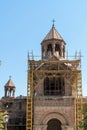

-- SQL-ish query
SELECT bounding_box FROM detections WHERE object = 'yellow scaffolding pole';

[26,57,34,130]
[76,71,83,130]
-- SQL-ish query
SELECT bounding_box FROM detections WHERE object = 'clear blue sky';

[0,0,87,98]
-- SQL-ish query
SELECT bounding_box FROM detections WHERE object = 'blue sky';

[0,0,87,98]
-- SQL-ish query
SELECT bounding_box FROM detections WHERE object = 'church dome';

[42,25,65,42]
[4,79,15,89]
[41,24,66,60]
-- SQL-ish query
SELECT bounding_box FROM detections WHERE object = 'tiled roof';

[4,79,15,88]
[43,25,63,41]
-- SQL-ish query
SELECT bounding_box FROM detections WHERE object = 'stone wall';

[33,96,75,130]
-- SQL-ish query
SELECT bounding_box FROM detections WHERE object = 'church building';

[0,23,83,130]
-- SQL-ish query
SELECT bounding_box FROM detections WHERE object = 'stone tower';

[4,77,15,98]
[41,24,65,60]
[26,24,83,130]
[1,77,16,113]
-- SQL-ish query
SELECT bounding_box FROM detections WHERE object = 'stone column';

[60,44,63,58]
[52,44,55,54]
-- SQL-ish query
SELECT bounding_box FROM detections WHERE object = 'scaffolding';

[26,52,83,130]
[26,53,34,130]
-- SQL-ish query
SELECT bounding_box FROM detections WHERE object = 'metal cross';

[52,19,55,27]
[9,75,11,80]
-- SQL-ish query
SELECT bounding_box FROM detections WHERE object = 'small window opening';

[55,44,61,56]
[47,44,52,52]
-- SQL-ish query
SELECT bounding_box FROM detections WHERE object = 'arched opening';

[44,76,65,96]
[47,119,62,130]
[42,46,45,58]
[47,44,53,57]
[47,44,52,52]
[63,46,65,58]
[55,44,61,56]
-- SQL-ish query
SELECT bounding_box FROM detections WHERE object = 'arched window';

[44,76,65,96]
[47,44,52,52]
[55,44,61,56]
[47,44,53,57]
[55,44,60,51]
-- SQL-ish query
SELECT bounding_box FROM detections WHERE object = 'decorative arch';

[41,112,68,125]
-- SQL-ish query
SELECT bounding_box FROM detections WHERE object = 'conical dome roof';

[4,77,16,98]
[4,79,15,89]
[42,25,65,42]
[41,24,66,60]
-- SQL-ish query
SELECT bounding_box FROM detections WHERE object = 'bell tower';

[41,24,66,60]
[4,76,15,98]
[1,77,16,110]
[26,24,83,130]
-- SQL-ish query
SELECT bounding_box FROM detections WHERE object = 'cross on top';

[9,75,11,80]
[52,19,55,27]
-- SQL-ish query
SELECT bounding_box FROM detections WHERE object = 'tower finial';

[52,19,55,27]
[9,75,11,80]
